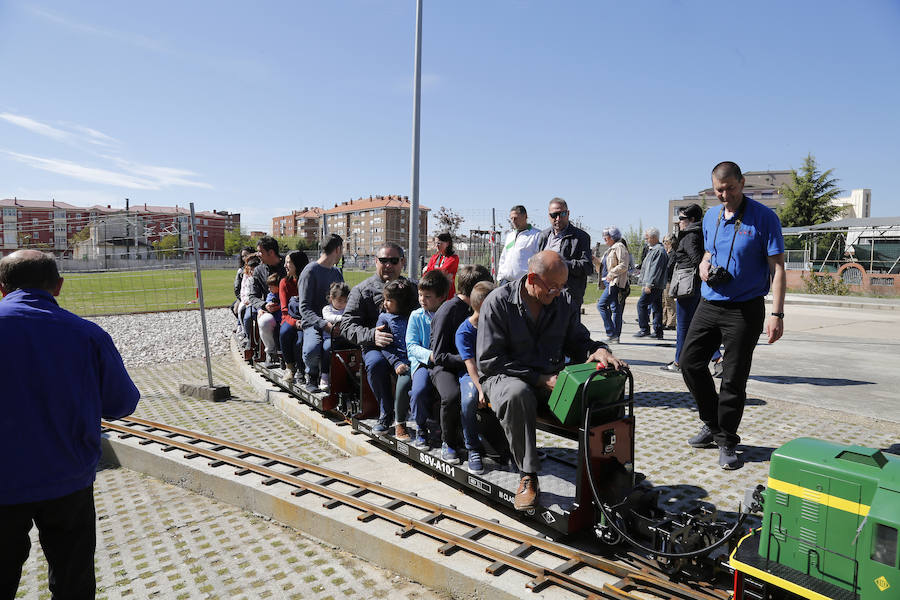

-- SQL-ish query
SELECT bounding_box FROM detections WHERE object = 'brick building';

[323,195,429,258]
[271,207,323,245]
[0,198,239,257]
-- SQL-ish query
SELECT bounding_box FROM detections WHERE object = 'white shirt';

[497,225,541,283]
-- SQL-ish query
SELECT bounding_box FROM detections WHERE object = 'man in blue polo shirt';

[0,249,140,598]
[680,161,785,470]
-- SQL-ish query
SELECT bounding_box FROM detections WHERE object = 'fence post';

[179,202,230,402]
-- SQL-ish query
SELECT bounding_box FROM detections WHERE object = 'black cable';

[580,366,747,559]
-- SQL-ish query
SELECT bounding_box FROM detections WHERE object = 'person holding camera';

[680,161,785,470]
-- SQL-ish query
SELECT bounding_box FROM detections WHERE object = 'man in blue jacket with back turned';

[0,249,140,599]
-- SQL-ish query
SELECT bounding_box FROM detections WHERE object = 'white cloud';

[110,158,214,190]
[68,124,119,148]
[0,112,71,142]
[27,6,170,54]
[2,151,213,191]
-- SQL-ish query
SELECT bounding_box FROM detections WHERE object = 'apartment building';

[323,195,429,257]
[271,207,323,245]
[0,198,240,257]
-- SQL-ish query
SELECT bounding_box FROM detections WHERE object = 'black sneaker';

[654,331,664,340]
[688,424,715,448]
[718,445,742,470]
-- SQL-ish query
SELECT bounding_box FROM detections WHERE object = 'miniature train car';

[731,438,900,600]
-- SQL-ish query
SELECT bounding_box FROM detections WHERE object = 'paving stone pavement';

[536,365,899,522]
[129,355,343,465]
[15,465,448,600]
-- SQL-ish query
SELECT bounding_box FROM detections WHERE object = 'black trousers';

[0,485,96,600]
[430,366,462,449]
[680,297,765,447]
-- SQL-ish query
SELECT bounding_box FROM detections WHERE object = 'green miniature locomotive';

[731,438,899,599]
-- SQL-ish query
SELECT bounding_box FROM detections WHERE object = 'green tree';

[224,228,252,256]
[777,154,843,228]
[624,220,644,264]
[154,234,180,258]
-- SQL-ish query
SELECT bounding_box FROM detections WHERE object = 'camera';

[707,265,733,286]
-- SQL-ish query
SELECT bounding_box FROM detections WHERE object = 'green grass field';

[47,268,374,316]
[6,266,621,316]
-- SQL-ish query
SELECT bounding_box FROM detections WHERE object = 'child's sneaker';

[413,431,429,449]
[441,443,460,465]
[467,450,484,475]
[394,423,411,442]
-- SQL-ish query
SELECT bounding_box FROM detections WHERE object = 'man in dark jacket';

[251,236,286,366]
[537,197,593,311]
[342,242,416,431]
[0,250,140,599]
[478,251,625,511]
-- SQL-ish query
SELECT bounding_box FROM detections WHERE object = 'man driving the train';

[477,251,626,511]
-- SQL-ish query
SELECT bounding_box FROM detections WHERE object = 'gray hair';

[663,233,675,245]
[644,227,660,240]
[602,226,622,241]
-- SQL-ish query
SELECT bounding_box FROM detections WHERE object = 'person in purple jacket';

[0,250,140,599]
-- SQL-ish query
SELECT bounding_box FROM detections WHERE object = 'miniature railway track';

[102,416,729,600]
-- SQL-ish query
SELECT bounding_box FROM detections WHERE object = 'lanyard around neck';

[711,198,746,270]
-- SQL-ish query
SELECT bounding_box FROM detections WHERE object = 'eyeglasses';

[549,210,569,219]
[377,256,401,265]
[533,274,564,295]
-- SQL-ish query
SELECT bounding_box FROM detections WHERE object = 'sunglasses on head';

[549,210,569,219]
[377,256,401,265]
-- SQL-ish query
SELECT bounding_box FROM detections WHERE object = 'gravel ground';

[89,308,236,368]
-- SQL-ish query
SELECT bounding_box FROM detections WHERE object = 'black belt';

[702,296,764,309]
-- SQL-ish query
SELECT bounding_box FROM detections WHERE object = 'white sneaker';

[319,373,330,391]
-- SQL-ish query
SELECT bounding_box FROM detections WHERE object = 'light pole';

[407,0,423,276]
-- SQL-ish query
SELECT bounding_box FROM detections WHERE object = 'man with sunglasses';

[537,198,593,312]
[342,242,417,432]
[680,161,785,470]
[478,251,626,510]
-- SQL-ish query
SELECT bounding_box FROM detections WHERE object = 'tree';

[777,154,843,228]
[154,234,180,258]
[224,228,252,256]
[624,220,644,265]
[435,206,464,239]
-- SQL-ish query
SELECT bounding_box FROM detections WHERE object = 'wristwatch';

[770,312,784,318]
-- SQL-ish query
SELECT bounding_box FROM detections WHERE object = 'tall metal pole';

[189,203,215,388]
[408,0,423,277]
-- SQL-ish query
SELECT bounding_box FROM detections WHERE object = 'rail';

[102,416,729,600]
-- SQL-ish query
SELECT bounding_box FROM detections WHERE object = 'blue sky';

[1,1,898,240]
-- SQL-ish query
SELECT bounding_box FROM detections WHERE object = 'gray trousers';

[482,374,549,474]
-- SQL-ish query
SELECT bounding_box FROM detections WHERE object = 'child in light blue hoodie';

[406,270,450,448]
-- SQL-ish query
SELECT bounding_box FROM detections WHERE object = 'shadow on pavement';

[634,391,767,409]
[737,445,776,464]
[748,375,874,386]
[883,444,900,456]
